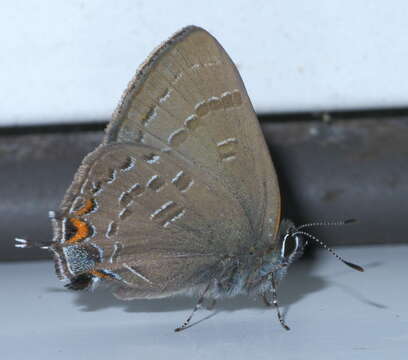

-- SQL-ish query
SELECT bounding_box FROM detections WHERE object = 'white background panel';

[1,1,408,125]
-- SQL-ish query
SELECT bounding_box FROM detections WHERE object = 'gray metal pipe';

[1,116,406,261]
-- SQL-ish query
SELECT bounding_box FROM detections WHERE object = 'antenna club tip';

[342,260,364,272]
[344,219,358,224]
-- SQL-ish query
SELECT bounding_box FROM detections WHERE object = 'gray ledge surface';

[1,245,406,359]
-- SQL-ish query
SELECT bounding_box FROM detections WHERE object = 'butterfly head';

[257,217,364,290]
[253,219,306,291]
[262,218,364,285]
[277,219,307,268]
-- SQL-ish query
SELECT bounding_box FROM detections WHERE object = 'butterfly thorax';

[204,248,281,298]
[211,219,303,298]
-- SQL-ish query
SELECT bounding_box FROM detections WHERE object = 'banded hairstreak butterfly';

[16,25,363,331]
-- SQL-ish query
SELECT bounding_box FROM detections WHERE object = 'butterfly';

[15,25,363,331]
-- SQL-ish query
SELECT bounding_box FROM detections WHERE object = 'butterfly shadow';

[71,254,327,316]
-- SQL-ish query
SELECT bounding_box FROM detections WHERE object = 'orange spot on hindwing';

[74,199,95,216]
[64,198,95,244]
[90,270,111,279]
[66,218,91,244]
[89,270,119,281]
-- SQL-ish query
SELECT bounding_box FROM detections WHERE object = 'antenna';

[296,219,357,231]
[292,230,364,272]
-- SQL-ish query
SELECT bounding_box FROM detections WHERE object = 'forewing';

[105,26,281,246]
[60,143,251,297]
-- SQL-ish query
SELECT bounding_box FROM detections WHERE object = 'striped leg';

[263,274,290,331]
[174,282,212,332]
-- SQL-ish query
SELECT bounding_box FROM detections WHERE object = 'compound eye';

[281,234,299,259]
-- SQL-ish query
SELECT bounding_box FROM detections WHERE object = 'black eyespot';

[65,273,93,291]
[64,219,77,239]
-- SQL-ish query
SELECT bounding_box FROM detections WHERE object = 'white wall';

[2,1,408,125]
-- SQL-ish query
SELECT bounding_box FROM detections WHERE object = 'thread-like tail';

[14,238,50,250]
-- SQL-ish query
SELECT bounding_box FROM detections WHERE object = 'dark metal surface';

[1,116,407,261]
[264,117,408,248]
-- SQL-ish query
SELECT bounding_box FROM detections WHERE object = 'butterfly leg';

[174,282,213,332]
[263,273,290,331]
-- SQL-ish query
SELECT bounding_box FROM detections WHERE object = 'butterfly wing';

[58,26,281,299]
[59,143,251,298]
[105,26,281,246]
